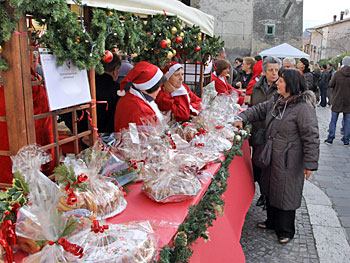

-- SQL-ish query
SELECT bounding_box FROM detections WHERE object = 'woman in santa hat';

[114,61,166,132]
[211,59,245,105]
[155,62,202,122]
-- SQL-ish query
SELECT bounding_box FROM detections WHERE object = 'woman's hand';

[236,81,242,89]
[233,121,243,129]
[163,81,177,93]
[304,169,312,180]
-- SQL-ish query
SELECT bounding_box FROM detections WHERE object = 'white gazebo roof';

[259,43,310,59]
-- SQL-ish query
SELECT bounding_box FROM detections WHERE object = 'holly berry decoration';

[160,40,168,49]
[102,50,113,63]
[194,46,201,52]
[179,32,185,38]
[171,26,178,35]
[167,51,173,59]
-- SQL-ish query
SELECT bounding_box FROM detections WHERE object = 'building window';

[266,25,275,36]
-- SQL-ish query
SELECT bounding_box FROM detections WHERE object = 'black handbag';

[252,113,289,169]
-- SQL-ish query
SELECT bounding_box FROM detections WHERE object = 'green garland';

[0,0,223,71]
[156,125,251,263]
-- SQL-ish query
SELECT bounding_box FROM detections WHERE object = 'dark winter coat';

[248,76,278,147]
[319,70,329,89]
[329,66,350,114]
[303,72,313,90]
[239,91,319,210]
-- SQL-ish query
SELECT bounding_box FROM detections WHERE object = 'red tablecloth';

[13,140,254,262]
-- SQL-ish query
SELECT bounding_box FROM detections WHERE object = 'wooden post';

[88,68,98,143]
[2,13,35,155]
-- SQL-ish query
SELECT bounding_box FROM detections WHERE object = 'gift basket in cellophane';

[66,220,158,263]
[11,145,85,262]
[55,142,127,220]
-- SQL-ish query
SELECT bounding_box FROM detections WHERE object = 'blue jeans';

[327,112,350,143]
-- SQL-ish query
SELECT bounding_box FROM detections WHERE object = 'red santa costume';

[211,71,244,105]
[246,60,263,96]
[114,62,164,132]
[155,63,202,122]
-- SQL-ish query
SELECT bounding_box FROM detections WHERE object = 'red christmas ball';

[102,50,113,63]
[160,40,168,49]
[175,36,183,44]
[194,46,201,52]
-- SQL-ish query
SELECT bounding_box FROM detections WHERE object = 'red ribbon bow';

[49,238,84,258]
[91,220,109,233]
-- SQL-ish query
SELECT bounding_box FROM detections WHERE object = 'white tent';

[259,43,310,59]
[66,0,214,37]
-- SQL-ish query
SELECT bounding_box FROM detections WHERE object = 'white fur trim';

[171,85,188,97]
[117,90,126,96]
[165,64,183,79]
[133,68,163,90]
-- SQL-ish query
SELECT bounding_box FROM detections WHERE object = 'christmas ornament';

[154,48,160,54]
[235,135,242,142]
[160,40,168,49]
[172,49,176,56]
[102,50,113,63]
[108,11,114,16]
[175,36,182,44]
[0,45,2,54]
[198,36,202,42]
[179,32,185,38]
[171,27,178,35]
[75,37,80,43]
[194,46,201,52]
[167,51,173,59]
[166,38,171,46]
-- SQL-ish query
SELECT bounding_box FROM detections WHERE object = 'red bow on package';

[0,216,16,263]
[49,238,84,258]
[90,220,109,233]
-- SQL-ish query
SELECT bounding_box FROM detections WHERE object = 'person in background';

[234,68,319,244]
[211,59,244,105]
[318,64,329,107]
[324,56,350,146]
[312,64,322,103]
[116,51,134,93]
[233,57,256,91]
[95,52,121,135]
[327,63,336,106]
[282,57,296,69]
[114,62,166,132]
[245,59,263,104]
[298,58,313,90]
[156,62,202,122]
[232,57,243,81]
[249,56,281,209]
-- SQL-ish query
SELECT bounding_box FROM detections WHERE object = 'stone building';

[305,14,350,64]
[185,0,303,63]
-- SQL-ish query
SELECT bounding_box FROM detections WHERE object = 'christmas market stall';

[0,0,254,262]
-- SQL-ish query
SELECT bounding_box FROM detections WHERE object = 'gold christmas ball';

[0,45,2,54]
[198,36,202,42]
[75,37,80,43]
[172,49,176,55]
[235,135,242,142]
[179,32,185,38]
[108,11,114,16]
[167,51,173,59]
[166,38,171,46]
[171,27,178,35]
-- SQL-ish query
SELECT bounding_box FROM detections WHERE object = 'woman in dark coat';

[234,69,320,244]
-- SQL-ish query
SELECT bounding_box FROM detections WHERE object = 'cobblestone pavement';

[309,106,350,244]
[240,188,319,263]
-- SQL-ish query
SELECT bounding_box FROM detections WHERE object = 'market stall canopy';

[259,43,310,59]
[66,0,214,37]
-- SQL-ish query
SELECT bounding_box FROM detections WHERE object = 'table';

[13,140,254,262]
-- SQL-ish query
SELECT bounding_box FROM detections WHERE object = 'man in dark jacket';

[325,56,350,146]
[327,63,336,106]
[318,64,329,107]
[249,56,281,207]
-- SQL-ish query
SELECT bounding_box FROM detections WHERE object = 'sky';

[303,0,350,30]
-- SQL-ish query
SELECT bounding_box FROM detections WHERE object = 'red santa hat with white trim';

[163,61,183,80]
[118,61,164,96]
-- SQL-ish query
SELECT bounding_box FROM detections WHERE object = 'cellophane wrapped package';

[11,145,84,262]
[67,220,158,263]
[57,143,127,220]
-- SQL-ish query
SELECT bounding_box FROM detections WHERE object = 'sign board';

[39,48,91,111]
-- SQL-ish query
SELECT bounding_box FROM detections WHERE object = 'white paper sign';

[40,52,91,111]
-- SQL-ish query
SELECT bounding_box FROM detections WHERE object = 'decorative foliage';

[156,125,251,263]
[0,171,29,224]
[0,0,223,71]
[54,165,88,192]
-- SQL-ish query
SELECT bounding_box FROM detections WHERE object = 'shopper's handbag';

[253,113,288,169]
